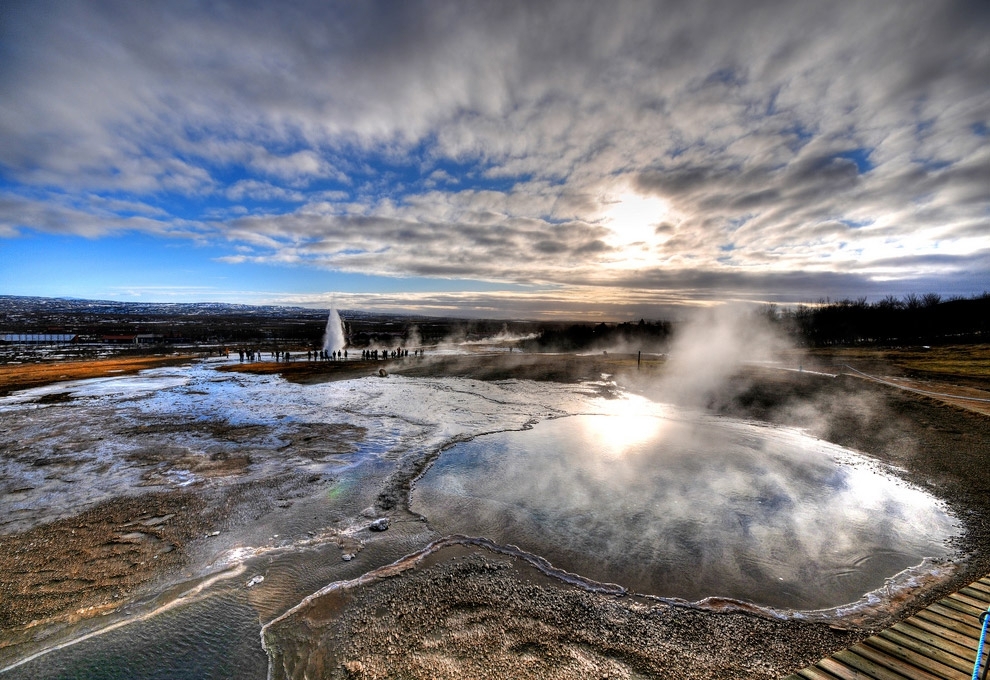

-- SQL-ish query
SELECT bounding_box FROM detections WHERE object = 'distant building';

[135,334,164,344]
[0,333,78,344]
[101,334,138,344]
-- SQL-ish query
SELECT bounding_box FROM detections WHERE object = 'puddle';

[412,401,960,611]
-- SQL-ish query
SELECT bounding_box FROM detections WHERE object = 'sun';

[602,191,670,245]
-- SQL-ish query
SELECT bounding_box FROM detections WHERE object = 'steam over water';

[413,403,959,610]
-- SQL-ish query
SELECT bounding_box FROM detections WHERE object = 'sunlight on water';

[577,393,667,458]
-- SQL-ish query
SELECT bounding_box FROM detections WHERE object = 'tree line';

[765,292,989,346]
[522,292,988,352]
[521,319,673,352]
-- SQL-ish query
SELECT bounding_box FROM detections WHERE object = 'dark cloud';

[636,167,722,198]
[534,240,568,255]
[575,239,612,255]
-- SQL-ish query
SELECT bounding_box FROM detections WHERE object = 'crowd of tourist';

[233,347,424,363]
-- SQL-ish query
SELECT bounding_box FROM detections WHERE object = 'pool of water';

[412,405,960,611]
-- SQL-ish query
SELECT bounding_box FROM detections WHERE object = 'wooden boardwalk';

[784,575,990,680]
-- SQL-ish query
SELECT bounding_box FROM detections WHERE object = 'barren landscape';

[1,337,988,679]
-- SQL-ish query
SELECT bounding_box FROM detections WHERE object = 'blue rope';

[974,609,990,680]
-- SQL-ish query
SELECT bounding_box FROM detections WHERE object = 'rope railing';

[843,365,990,403]
[974,608,990,680]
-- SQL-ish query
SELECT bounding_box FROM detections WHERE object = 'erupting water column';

[323,305,346,354]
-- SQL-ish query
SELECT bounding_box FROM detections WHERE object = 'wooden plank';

[901,615,981,652]
[858,638,956,680]
[938,594,986,619]
[785,574,990,680]
[832,648,917,680]
[926,602,984,631]
[892,620,977,657]
[967,579,990,596]
[878,627,973,673]
[970,589,990,604]
[850,642,949,680]
[864,635,970,679]
[815,657,863,680]
[948,590,990,611]
[794,666,842,680]
[960,585,990,605]
[915,607,983,638]
[819,654,895,680]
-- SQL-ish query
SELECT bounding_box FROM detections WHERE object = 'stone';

[368,518,390,532]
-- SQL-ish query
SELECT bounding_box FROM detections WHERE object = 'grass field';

[810,344,990,382]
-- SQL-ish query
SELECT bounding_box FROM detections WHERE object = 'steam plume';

[322,304,346,353]
[659,304,788,408]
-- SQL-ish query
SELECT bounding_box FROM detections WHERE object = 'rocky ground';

[265,543,864,680]
[0,491,208,630]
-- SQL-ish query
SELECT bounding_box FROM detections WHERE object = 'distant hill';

[0,295,324,318]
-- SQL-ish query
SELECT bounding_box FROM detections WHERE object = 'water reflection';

[579,409,666,459]
[412,406,959,610]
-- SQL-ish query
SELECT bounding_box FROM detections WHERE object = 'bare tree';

[876,295,903,310]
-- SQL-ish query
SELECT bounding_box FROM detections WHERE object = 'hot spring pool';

[411,406,959,611]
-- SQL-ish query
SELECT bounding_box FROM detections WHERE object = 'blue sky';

[1,0,988,319]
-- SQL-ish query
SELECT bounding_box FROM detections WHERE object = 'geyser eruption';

[322,305,346,353]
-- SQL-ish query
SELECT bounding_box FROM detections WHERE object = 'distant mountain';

[0,295,329,318]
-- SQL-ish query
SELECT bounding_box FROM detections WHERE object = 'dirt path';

[842,364,990,416]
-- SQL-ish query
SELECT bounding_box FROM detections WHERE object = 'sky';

[1,0,988,320]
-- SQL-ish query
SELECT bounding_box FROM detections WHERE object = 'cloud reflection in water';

[412,403,958,611]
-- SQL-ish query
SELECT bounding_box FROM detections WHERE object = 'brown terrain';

[0,492,208,630]
[0,355,198,396]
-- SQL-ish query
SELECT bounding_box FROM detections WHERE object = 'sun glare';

[603,191,670,245]
[580,395,665,458]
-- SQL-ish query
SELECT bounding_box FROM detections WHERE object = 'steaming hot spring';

[0,340,966,678]
[412,394,957,612]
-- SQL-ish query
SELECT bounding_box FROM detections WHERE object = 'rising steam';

[659,304,790,408]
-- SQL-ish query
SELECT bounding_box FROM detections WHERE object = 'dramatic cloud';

[1,0,988,313]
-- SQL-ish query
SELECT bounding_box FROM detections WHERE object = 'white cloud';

[225,180,306,203]
[1,0,988,307]
[0,191,208,239]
